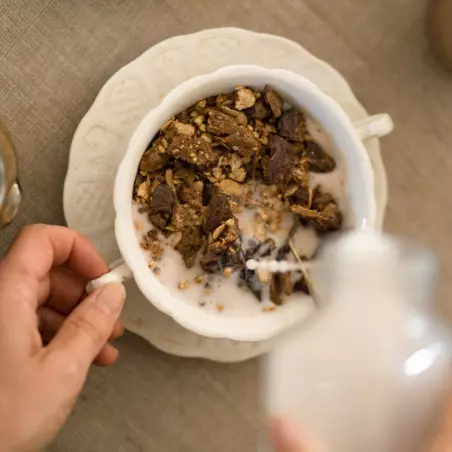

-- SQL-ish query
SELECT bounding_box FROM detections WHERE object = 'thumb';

[269,418,325,452]
[43,283,125,376]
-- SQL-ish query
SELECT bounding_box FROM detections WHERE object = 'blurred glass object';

[426,0,452,72]
[0,120,21,226]
[265,231,452,452]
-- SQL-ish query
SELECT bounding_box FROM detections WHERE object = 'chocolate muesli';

[133,85,346,313]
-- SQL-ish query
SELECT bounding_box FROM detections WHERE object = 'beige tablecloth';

[1,0,451,451]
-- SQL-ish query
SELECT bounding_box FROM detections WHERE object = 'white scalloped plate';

[63,27,387,362]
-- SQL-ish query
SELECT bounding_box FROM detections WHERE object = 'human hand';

[269,418,325,452]
[0,225,125,452]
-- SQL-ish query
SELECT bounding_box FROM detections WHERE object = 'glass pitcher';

[0,120,21,226]
[265,231,452,452]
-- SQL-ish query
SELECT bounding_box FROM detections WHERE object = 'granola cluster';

[134,85,342,305]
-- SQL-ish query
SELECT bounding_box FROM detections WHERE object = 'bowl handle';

[86,261,132,294]
[353,113,394,141]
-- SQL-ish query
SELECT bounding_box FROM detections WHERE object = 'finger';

[0,225,108,335]
[94,343,119,367]
[38,267,87,311]
[43,283,125,378]
[269,418,325,452]
[428,390,452,452]
[38,267,125,340]
[2,224,108,284]
[38,306,123,344]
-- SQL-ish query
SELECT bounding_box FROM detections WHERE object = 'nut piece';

[264,135,295,188]
[178,280,189,290]
[223,267,233,278]
[278,108,306,142]
[136,180,150,200]
[194,115,204,126]
[194,275,204,284]
[218,179,243,198]
[264,85,284,118]
[171,121,195,136]
[235,87,256,110]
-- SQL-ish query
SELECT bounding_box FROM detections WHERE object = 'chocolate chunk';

[239,267,263,301]
[245,238,277,259]
[207,110,240,135]
[175,227,202,268]
[151,184,175,215]
[239,239,277,302]
[202,182,217,206]
[303,141,336,173]
[281,272,293,296]
[148,212,169,231]
[203,193,232,233]
[293,273,310,295]
[173,167,197,186]
[264,85,284,118]
[276,244,291,261]
[175,111,191,124]
[289,186,312,208]
[269,274,283,305]
[264,135,295,187]
[291,201,342,233]
[246,101,270,120]
[166,133,219,169]
[223,245,245,271]
[311,187,335,211]
[278,109,306,142]
[200,250,223,273]
[222,126,262,158]
[205,95,217,107]
[201,243,245,274]
[139,148,170,173]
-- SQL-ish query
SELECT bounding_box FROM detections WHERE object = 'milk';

[132,117,349,316]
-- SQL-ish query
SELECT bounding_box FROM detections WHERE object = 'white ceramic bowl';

[95,65,385,341]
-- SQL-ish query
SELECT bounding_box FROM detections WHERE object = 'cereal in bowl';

[132,85,346,314]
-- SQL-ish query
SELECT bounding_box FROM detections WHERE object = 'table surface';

[1,0,452,450]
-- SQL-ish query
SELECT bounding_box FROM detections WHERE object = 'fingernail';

[95,283,126,315]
